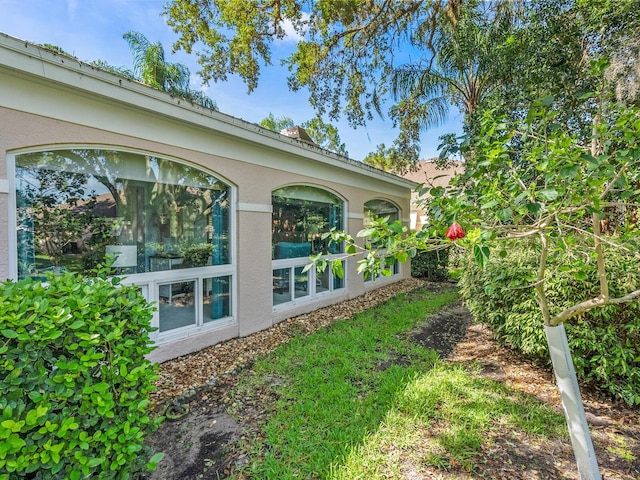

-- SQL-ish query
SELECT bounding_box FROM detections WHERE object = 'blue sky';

[0,0,462,161]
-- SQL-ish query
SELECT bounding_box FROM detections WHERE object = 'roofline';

[0,32,417,190]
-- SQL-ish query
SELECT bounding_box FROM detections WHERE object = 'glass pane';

[294,266,309,299]
[333,261,345,290]
[203,276,231,323]
[272,186,343,259]
[273,268,291,305]
[15,149,230,279]
[317,267,330,294]
[364,199,399,223]
[158,280,196,332]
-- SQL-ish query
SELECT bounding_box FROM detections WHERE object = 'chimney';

[280,126,316,146]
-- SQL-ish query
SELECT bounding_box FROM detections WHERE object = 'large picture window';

[14,149,233,340]
[15,149,230,277]
[272,186,345,306]
[272,185,343,259]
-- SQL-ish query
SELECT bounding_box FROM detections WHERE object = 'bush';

[411,248,450,281]
[0,269,163,479]
[459,240,640,406]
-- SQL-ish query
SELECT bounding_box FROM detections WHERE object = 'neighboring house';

[0,33,417,363]
[400,159,464,231]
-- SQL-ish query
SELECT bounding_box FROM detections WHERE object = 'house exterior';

[401,159,464,231]
[0,33,417,363]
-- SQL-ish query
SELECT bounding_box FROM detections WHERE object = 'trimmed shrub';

[411,248,450,281]
[459,240,640,406]
[0,270,162,479]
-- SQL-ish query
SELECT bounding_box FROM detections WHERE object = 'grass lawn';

[225,287,568,479]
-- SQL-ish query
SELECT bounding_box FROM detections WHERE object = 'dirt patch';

[146,407,240,480]
[409,302,471,357]
[143,280,640,479]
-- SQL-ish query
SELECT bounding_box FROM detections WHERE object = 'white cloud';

[277,12,309,43]
[190,73,207,91]
[66,0,79,20]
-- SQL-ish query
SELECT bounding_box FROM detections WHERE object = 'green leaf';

[147,452,164,470]
[540,95,554,106]
[357,228,376,238]
[1,419,25,433]
[1,330,17,339]
[573,270,588,281]
[473,245,490,268]
[536,189,558,201]
[388,221,404,234]
[559,165,580,179]
[331,260,344,279]
[5,434,26,451]
[513,191,529,205]
[69,320,85,330]
[430,186,445,197]
[481,199,500,210]
[496,208,512,222]
[525,202,543,215]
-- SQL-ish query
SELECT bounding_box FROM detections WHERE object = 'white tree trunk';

[545,323,601,480]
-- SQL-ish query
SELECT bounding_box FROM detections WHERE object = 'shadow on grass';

[229,287,567,479]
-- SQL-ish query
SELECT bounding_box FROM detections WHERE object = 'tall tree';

[362,143,401,172]
[163,1,467,128]
[163,1,640,161]
[122,31,218,110]
[259,113,294,132]
[388,1,515,164]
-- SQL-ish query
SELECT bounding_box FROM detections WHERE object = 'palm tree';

[388,3,517,166]
[123,31,218,110]
[391,5,509,129]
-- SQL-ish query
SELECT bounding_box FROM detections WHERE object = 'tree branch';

[550,288,640,326]
[534,220,553,326]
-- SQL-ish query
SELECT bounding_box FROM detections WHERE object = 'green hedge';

[0,270,162,479]
[459,241,640,406]
[411,248,450,281]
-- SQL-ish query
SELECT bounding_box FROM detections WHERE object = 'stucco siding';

[0,34,416,362]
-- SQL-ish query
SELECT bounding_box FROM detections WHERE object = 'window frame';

[363,198,402,282]
[271,184,347,308]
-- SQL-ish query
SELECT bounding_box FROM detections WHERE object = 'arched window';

[271,185,345,306]
[272,185,343,259]
[364,198,400,224]
[14,148,233,338]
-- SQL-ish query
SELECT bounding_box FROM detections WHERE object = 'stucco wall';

[0,41,414,361]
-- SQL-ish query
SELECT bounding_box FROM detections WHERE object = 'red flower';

[445,222,466,241]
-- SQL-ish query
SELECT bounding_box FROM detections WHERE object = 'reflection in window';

[317,267,330,294]
[273,268,291,305]
[15,149,230,278]
[271,186,346,308]
[364,199,399,224]
[272,186,343,259]
[158,280,196,332]
[364,199,400,281]
[203,276,231,322]
[293,266,309,299]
